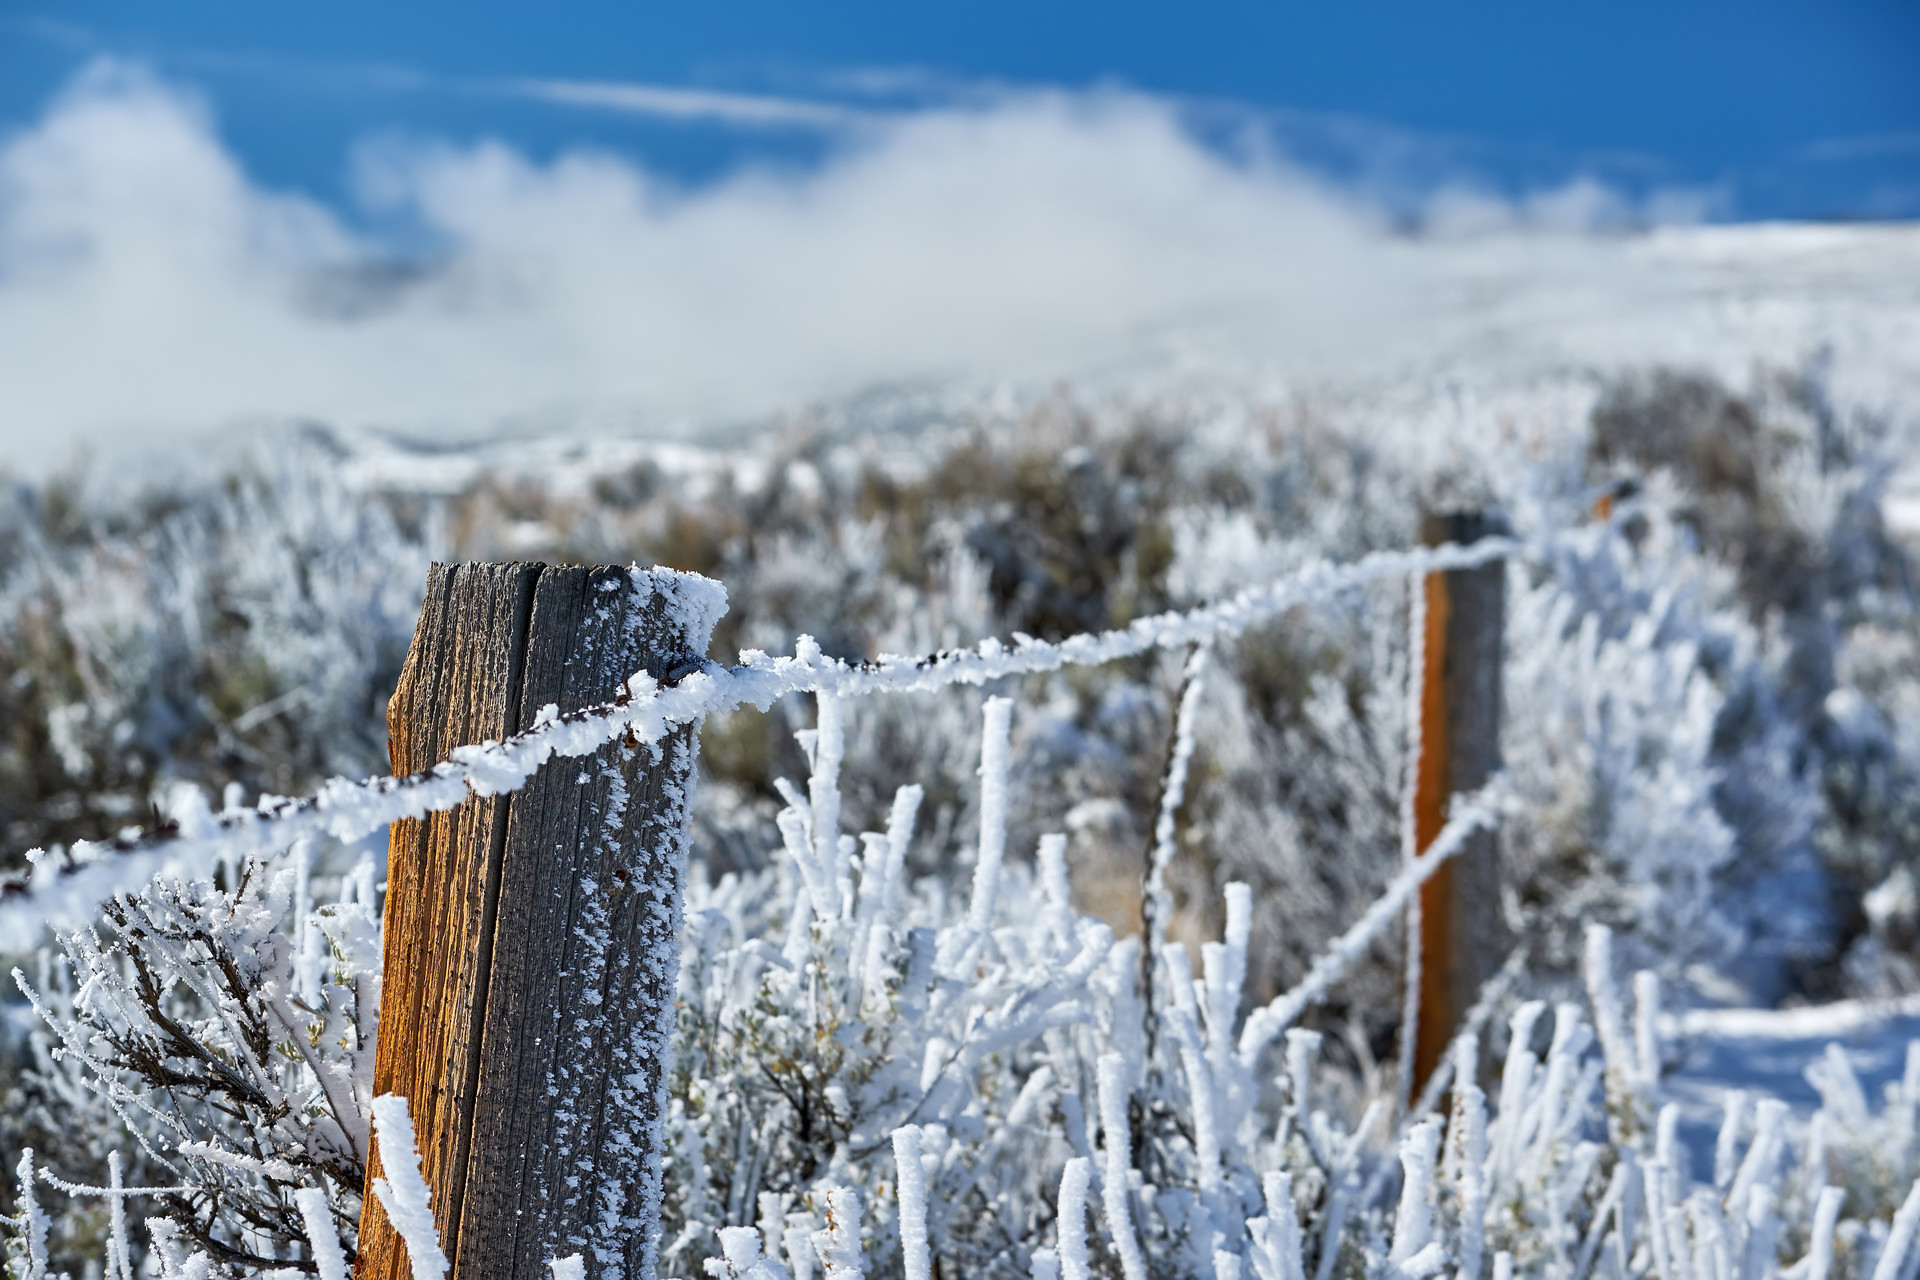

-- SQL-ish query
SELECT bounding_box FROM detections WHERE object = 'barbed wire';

[0,532,1531,947]
[1236,787,1504,1069]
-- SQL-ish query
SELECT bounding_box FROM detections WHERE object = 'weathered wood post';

[1409,512,1508,1095]
[356,563,722,1280]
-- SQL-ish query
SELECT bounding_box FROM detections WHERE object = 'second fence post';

[356,563,724,1280]
[1410,511,1509,1096]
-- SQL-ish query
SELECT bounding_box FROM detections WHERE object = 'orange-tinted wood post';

[356,563,719,1280]
[1410,512,1508,1096]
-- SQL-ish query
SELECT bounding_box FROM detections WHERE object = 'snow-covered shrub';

[8,834,379,1275]
[1500,487,1823,992]
[0,439,425,1271]
[0,437,432,863]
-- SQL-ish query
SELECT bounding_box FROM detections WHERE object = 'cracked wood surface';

[356,563,706,1280]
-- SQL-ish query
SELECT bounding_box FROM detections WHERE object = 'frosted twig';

[893,1127,932,1280]
[1874,1178,1920,1280]
[1390,1120,1442,1265]
[1058,1158,1094,1280]
[812,1187,864,1280]
[108,1151,132,1280]
[1805,1186,1845,1280]
[1714,1092,1749,1194]
[968,697,1015,935]
[809,692,848,915]
[1448,1043,1490,1280]
[369,1094,450,1280]
[15,1150,48,1280]
[1248,1171,1307,1280]
[1098,1053,1150,1280]
[294,1187,348,1280]
[1144,645,1209,1062]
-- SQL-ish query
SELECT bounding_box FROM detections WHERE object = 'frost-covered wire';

[1237,787,1503,1067]
[0,536,1519,945]
[1396,567,1432,1116]
[1146,644,1210,955]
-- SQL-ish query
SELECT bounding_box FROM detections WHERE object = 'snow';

[1096,1053,1149,1280]
[891,1127,932,1280]
[294,1187,348,1280]
[1668,996,1920,1041]
[1055,1157,1094,1280]
[14,1150,49,1280]
[369,1094,450,1280]
[966,697,1013,935]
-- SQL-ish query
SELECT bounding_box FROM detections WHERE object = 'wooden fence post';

[355,563,720,1280]
[1410,512,1508,1096]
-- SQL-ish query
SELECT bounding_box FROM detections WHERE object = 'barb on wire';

[0,535,1519,948]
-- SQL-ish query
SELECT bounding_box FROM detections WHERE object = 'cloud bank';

[0,61,1910,474]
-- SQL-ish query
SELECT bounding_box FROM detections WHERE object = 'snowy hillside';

[5,62,1918,475]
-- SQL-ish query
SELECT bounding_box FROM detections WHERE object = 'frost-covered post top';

[364,560,727,1280]
[626,564,727,667]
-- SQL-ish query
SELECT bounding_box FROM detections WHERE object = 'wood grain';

[1411,511,1509,1094]
[355,564,708,1280]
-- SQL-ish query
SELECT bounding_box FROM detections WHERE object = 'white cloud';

[0,59,1912,475]
[508,77,867,129]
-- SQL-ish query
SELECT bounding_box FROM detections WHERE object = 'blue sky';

[6,1,1919,221]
